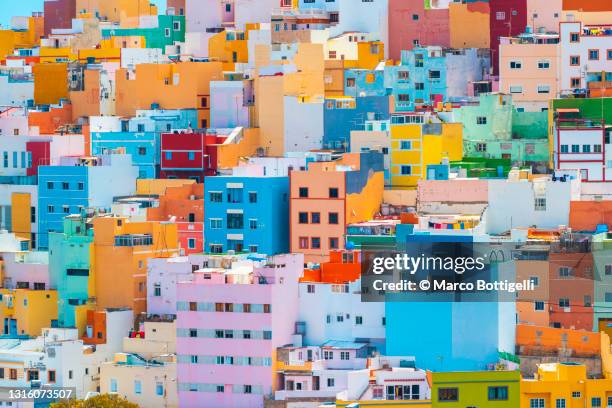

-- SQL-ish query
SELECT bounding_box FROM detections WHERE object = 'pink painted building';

[176,253,303,408]
[388,0,450,62]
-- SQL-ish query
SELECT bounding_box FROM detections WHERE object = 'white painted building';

[485,175,580,234]
[283,96,324,153]
[298,278,385,348]
[554,119,610,183]
[559,22,612,93]
[146,255,200,316]
[330,0,388,57]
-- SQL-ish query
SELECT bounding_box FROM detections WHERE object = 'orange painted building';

[516,259,550,327]
[208,29,249,71]
[33,63,69,105]
[92,216,179,317]
[82,310,107,345]
[449,1,490,49]
[115,61,223,130]
[516,324,600,357]
[69,69,101,120]
[569,201,612,232]
[28,102,73,134]
[290,152,384,264]
[147,183,204,255]
[300,250,361,284]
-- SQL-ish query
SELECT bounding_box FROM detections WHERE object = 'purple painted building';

[176,253,303,408]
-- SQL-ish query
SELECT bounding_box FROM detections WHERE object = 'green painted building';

[551,97,612,123]
[48,213,94,328]
[453,93,549,171]
[431,370,520,408]
[101,15,185,54]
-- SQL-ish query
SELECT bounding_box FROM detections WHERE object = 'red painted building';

[159,131,225,182]
[43,0,77,36]
[388,0,450,62]
[25,140,50,176]
[489,0,527,75]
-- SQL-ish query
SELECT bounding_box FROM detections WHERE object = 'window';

[346,78,356,87]
[299,187,308,198]
[556,400,566,408]
[510,61,522,69]
[299,212,308,224]
[496,11,505,20]
[488,386,508,401]
[530,399,545,408]
[438,388,458,402]
[189,328,197,337]
[48,205,55,213]
[327,378,335,387]
[594,144,602,153]
[249,219,257,230]
[538,60,550,69]
[428,70,440,79]
[307,284,315,293]
[398,71,409,80]
[605,264,612,276]
[476,116,487,125]
[165,152,173,160]
[62,182,69,190]
[608,49,612,60]
[63,206,70,214]
[329,188,338,198]
[401,165,411,175]
[559,298,570,308]
[559,266,572,277]
[588,49,599,60]
[398,94,410,102]
[534,301,544,311]
[48,370,56,383]
[173,21,180,31]
[415,82,424,90]
[355,316,363,324]
[570,32,580,42]
[329,237,338,249]
[560,145,569,153]
[187,238,196,249]
[156,382,164,396]
[110,379,117,392]
[311,237,321,249]
[210,192,222,203]
[571,77,581,88]
[477,143,487,152]
[537,85,550,94]
[299,237,309,249]
[248,192,257,203]
[509,85,523,93]
[77,182,84,191]
[592,397,601,407]
[571,144,580,153]
[164,28,170,37]
[210,218,222,229]
[329,212,339,224]
[311,212,320,224]
[400,141,411,150]
[134,380,142,394]
[534,197,546,211]
[583,144,591,153]
[570,56,580,66]
[154,283,161,297]
[340,351,349,360]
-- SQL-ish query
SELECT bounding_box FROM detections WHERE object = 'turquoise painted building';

[49,214,93,328]
[593,232,612,332]
[452,93,549,171]
[101,15,185,53]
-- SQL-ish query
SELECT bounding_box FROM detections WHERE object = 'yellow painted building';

[39,47,77,63]
[76,0,157,27]
[92,217,179,317]
[208,29,249,71]
[390,113,463,188]
[520,363,612,408]
[33,63,69,105]
[10,192,32,242]
[0,15,43,59]
[0,289,58,337]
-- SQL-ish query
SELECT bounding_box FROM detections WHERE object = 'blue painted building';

[203,176,289,255]
[384,230,516,372]
[385,47,447,112]
[344,68,386,98]
[323,95,389,150]
[91,131,158,178]
[37,155,137,249]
